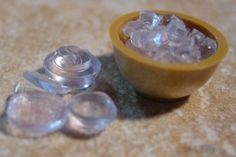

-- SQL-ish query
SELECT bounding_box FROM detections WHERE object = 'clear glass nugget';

[66,92,117,135]
[24,45,101,94]
[44,45,101,90]
[6,86,67,137]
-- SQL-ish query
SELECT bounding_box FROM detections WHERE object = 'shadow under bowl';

[109,10,228,99]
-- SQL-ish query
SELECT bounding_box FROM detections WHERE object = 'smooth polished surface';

[6,90,67,137]
[0,0,236,157]
[66,92,117,135]
[110,10,228,99]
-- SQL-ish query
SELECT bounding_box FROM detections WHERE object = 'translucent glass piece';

[24,71,71,94]
[34,45,101,92]
[6,90,67,137]
[125,39,143,53]
[169,37,201,62]
[130,30,163,51]
[126,39,153,57]
[152,45,170,61]
[53,46,91,72]
[13,81,41,94]
[190,28,205,45]
[166,16,188,41]
[66,92,117,135]
[200,37,217,58]
[123,20,144,36]
[170,39,192,54]
[139,10,162,30]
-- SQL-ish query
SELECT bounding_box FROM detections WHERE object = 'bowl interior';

[119,14,216,43]
[110,10,228,71]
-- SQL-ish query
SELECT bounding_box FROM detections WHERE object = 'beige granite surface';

[0,0,236,156]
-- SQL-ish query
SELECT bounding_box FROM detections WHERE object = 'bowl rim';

[109,10,228,71]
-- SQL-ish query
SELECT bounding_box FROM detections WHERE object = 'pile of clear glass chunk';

[123,11,217,63]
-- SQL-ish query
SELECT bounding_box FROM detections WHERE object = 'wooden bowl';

[109,10,228,99]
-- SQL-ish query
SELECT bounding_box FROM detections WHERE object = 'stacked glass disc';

[6,45,117,138]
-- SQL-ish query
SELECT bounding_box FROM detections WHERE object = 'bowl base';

[136,90,190,103]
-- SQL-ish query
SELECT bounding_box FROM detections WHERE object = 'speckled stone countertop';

[0,0,236,157]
